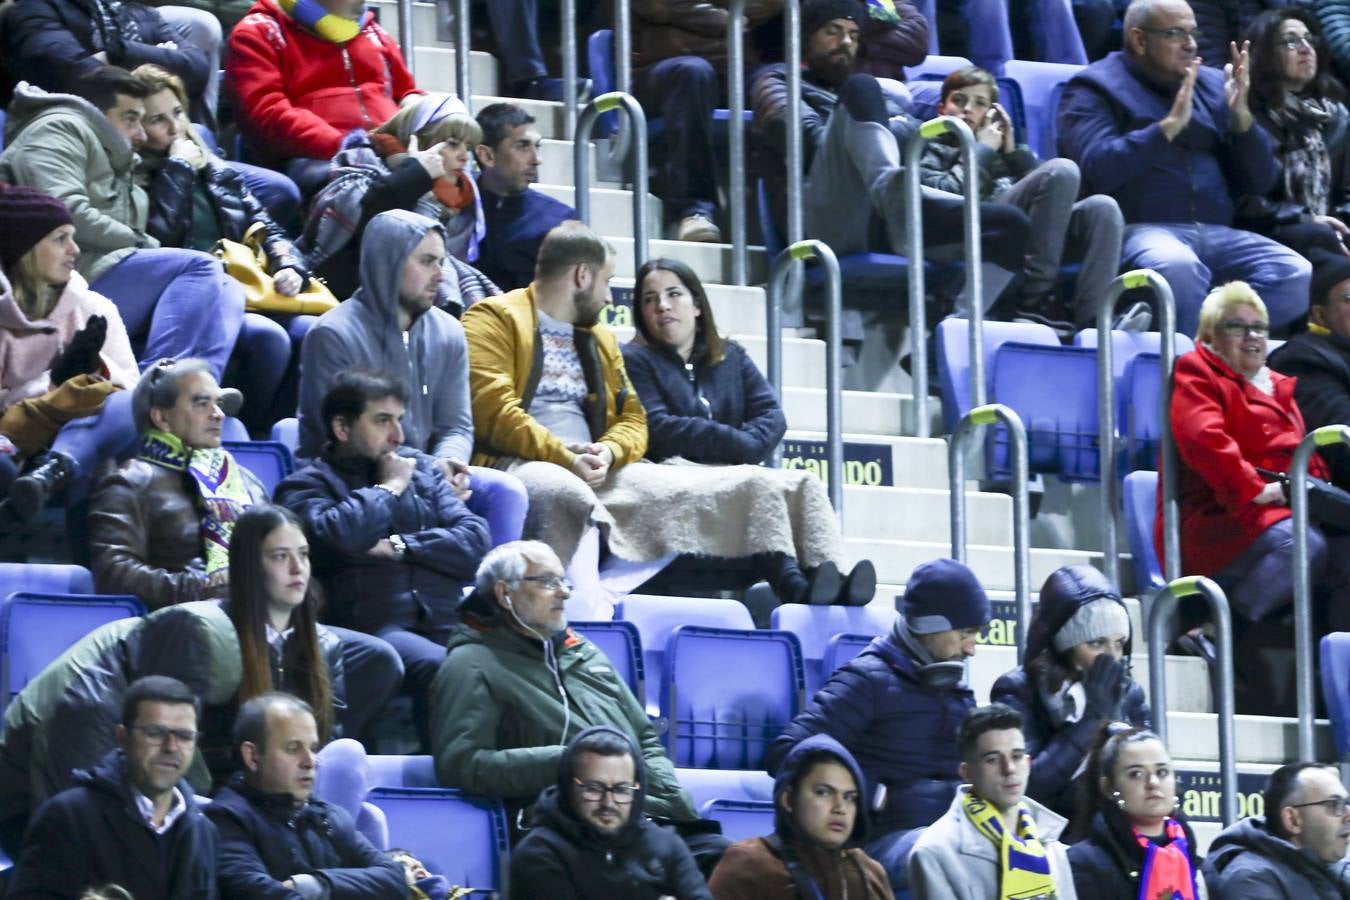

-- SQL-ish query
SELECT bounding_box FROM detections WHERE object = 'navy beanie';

[801,0,865,38]
[902,558,991,634]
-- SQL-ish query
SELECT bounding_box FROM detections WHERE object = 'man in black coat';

[510,725,712,899]
[205,692,405,899]
[7,675,219,899]
[1269,251,1350,488]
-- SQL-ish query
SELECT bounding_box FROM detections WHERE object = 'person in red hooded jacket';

[224,0,422,192]
[1159,280,1350,632]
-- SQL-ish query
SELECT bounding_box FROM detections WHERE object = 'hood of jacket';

[1206,815,1341,886]
[1025,565,1133,661]
[4,82,137,175]
[354,208,445,333]
[530,725,650,850]
[773,733,872,847]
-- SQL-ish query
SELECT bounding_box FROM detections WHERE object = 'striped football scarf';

[1133,819,1197,900]
[963,789,1056,900]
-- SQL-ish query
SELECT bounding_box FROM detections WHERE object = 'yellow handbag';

[215,222,340,315]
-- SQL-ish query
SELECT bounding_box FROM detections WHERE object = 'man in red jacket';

[224,0,422,191]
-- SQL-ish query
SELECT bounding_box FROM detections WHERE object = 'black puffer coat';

[1068,806,1202,899]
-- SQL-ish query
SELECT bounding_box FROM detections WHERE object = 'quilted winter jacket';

[631,0,781,74]
[224,0,420,164]
[1269,330,1350,487]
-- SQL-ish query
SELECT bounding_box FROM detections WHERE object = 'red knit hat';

[0,185,76,273]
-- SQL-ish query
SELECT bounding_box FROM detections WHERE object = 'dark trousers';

[328,627,405,744]
[633,56,720,221]
[376,626,451,748]
[486,0,546,85]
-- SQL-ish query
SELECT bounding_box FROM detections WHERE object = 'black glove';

[49,315,108,386]
[1081,653,1127,721]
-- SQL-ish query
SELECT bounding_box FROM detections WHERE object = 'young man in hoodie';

[764,557,990,893]
[1203,761,1350,899]
[509,726,712,899]
[6,675,219,899]
[296,209,528,548]
[908,703,1078,900]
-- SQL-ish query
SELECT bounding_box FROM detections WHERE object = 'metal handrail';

[903,116,982,438]
[454,0,470,113]
[1148,575,1238,826]
[574,93,649,273]
[562,0,578,138]
[1292,425,1350,760]
[949,403,1031,663]
[397,0,414,76]
[1093,270,1178,591]
[766,240,844,512]
[613,0,631,96]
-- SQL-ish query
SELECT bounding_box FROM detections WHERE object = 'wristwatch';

[388,534,407,561]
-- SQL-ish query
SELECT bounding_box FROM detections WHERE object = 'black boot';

[837,560,877,606]
[8,451,75,520]
[764,554,841,606]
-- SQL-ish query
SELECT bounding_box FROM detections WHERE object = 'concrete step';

[534,184,663,241]
[785,432,950,491]
[541,138,605,191]
[605,278,771,338]
[782,388,909,438]
[1167,710,1332,765]
[412,47,501,97]
[844,538,1098,593]
[369,0,439,43]
[472,95,564,139]
[609,237,768,284]
[842,485,1013,547]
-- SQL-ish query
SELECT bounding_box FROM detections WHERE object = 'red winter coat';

[1156,343,1326,577]
[224,0,419,164]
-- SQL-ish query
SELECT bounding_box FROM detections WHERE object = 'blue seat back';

[222,417,249,442]
[990,342,1099,481]
[769,604,896,697]
[366,754,438,788]
[619,595,753,715]
[1121,352,1166,473]
[1122,470,1165,593]
[662,626,805,769]
[1,592,145,705]
[1073,329,1195,383]
[906,54,974,81]
[366,787,509,893]
[1322,633,1350,757]
[1002,60,1085,159]
[222,440,295,498]
[271,417,300,454]
[821,632,877,680]
[586,28,619,137]
[700,798,776,842]
[937,318,1060,433]
[674,767,776,811]
[0,563,93,599]
[571,620,645,707]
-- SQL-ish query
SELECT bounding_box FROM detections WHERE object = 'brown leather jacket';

[89,458,263,609]
[708,836,891,900]
[632,0,780,74]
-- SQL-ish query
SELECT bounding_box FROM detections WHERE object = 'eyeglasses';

[573,778,638,804]
[132,725,198,745]
[521,574,572,592]
[1138,26,1203,43]
[1291,796,1349,816]
[1280,33,1316,51]
[1217,320,1270,338]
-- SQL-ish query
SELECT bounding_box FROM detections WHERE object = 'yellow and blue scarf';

[276,0,371,44]
[963,789,1057,900]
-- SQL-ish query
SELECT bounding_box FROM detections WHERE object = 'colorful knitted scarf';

[276,0,371,44]
[138,430,255,576]
[1133,819,1197,900]
[963,790,1056,900]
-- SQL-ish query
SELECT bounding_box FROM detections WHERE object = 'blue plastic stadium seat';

[222,440,295,498]
[906,54,975,81]
[937,318,1060,434]
[222,417,249,442]
[821,632,878,682]
[618,595,753,716]
[572,620,645,707]
[701,798,776,843]
[990,342,1099,481]
[675,767,776,811]
[366,754,438,789]
[1322,633,1350,760]
[366,787,509,894]
[1001,60,1084,159]
[0,592,145,706]
[769,605,897,697]
[271,417,300,455]
[0,563,93,600]
[1122,470,1165,594]
[662,626,805,769]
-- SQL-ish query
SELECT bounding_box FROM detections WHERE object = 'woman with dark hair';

[1241,8,1350,259]
[708,734,891,899]
[620,257,876,607]
[1067,727,1203,899]
[990,565,1150,819]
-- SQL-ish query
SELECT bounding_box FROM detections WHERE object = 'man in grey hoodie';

[297,209,526,547]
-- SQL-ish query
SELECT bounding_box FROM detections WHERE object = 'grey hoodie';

[297,209,475,461]
[0,82,158,281]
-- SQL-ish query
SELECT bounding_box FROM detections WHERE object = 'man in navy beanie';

[764,557,991,893]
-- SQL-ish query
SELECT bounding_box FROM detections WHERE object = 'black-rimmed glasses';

[573,779,638,804]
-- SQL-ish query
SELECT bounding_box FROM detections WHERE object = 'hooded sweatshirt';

[297,209,474,461]
[509,725,712,899]
[709,734,890,900]
[0,82,159,281]
[1202,815,1350,900]
[990,565,1150,819]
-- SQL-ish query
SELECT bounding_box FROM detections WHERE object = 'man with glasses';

[430,541,729,873]
[1203,761,1350,898]
[509,726,712,898]
[7,675,220,898]
[1058,0,1312,337]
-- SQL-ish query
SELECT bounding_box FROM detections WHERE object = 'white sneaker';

[675,214,721,243]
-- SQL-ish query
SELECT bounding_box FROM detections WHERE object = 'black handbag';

[1257,467,1350,534]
